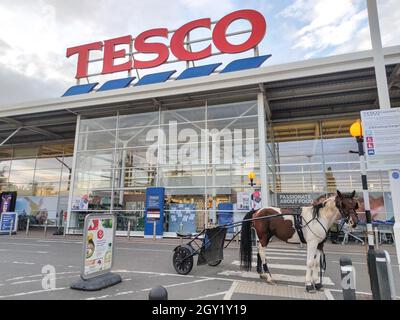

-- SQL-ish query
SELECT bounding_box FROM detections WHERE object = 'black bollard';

[149,286,168,300]
[340,257,356,300]
[375,250,397,300]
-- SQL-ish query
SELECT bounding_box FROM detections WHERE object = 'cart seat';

[176,232,192,239]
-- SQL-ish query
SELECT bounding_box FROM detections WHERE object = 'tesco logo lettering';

[66,9,266,79]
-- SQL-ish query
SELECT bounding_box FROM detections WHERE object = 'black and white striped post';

[350,120,380,299]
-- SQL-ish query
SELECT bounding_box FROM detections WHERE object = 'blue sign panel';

[0,212,18,234]
[144,188,165,238]
[168,203,197,234]
[217,203,234,233]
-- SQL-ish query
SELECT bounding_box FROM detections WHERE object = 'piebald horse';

[240,190,359,293]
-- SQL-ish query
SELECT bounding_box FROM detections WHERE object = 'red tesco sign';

[66,9,266,79]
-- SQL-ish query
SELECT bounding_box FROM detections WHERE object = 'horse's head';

[335,190,359,228]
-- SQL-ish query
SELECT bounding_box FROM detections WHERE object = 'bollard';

[153,221,156,241]
[340,257,357,300]
[374,227,380,250]
[149,286,168,300]
[375,250,397,300]
[44,220,48,238]
[26,217,30,236]
[127,220,131,240]
[9,218,13,237]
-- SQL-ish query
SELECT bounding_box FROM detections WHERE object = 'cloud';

[1,0,399,107]
[0,62,70,105]
[378,0,400,47]
[280,0,370,54]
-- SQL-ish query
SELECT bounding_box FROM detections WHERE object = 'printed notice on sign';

[82,214,116,279]
[361,108,400,170]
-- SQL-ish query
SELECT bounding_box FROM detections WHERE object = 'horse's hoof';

[260,274,274,284]
[314,283,324,291]
[306,285,316,293]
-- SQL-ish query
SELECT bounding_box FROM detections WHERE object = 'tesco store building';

[1,9,399,237]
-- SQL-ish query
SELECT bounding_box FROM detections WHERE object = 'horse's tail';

[240,210,254,272]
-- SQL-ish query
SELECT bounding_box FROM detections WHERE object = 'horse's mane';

[312,196,336,218]
[312,203,324,218]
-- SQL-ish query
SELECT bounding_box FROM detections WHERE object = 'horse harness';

[294,205,328,286]
[294,204,328,244]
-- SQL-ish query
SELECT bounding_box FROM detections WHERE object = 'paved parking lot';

[0,231,399,300]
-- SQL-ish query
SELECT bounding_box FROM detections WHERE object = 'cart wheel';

[173,246,194,275]
[208,260,222,267]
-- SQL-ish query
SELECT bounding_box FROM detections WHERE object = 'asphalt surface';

[0,230,399,300]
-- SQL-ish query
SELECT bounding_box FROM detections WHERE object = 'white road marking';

[223,281,239,300]
[85,278,212,300]
[0,242,49,247]
[116,247,170,253]
[252,255,306,261]
[187,291,228,300]
[87,295,110,300]
[11,274,79,285]
[265,248,307,254]
[0,287,68,299]
[232,260,308,271]
[114,269,250,284]
[37,240,82,244]
[324,289,335,300]
[6,271,79,282]
[12,261,35,265]
[254,251,307,257]
[0,249,48,254]
[114,269,196,279]
[218,270,335,286]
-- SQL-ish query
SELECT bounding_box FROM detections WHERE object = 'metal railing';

[24,218,59,238]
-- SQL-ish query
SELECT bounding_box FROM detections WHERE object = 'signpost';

[144,187,165,239]
[71,213,121,291]
[0,212,18,235]
[361,108,400,169]
[360,109,400,275]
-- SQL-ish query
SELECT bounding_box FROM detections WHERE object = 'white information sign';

[82,214,116,279]
[237,192,251,211]
[361,108,400,170]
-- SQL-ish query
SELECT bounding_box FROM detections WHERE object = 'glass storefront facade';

[0,142,73,225]
[68,100,260,233]
[65,100,394,235]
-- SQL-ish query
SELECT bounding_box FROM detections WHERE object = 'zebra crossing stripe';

[264,248,307,253]
[253,252,306,257]
[251,256,305,261]
[232,261,308,271]
[218,270,334,286]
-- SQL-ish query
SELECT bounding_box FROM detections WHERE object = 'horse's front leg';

[305,242,318,293]
[313,249,323,291]
[258,243,274,284]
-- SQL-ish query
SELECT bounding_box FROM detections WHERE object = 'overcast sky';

[0,0,399,106]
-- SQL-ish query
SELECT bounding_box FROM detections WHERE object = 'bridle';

[335,196,359,225]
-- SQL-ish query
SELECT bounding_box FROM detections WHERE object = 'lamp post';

[248,171,256,187]
[349,119,380,299]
